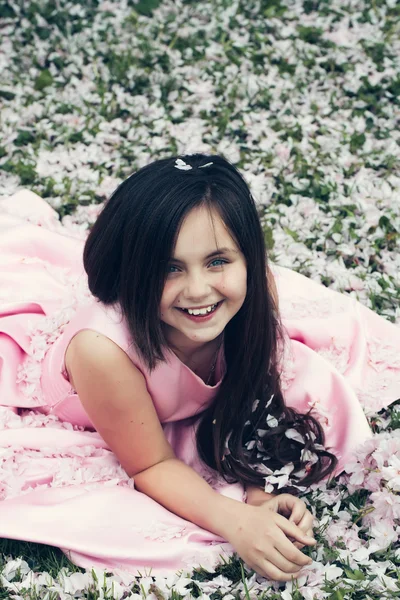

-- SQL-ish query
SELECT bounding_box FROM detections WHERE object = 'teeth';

[185,303,217,315]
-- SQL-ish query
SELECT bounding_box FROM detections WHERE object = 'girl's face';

[160,204,247,352]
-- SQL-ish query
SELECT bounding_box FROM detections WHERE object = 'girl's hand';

[266,493,316,550]
[224,502,316,582]
[246,488,316,550]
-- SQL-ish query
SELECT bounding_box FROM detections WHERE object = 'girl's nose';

[184,272,211,299]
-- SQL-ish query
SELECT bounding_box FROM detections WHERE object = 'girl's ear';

[267,264,279,310]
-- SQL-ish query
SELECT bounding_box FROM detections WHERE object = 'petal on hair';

[265,394,274,409]
[313,442,325,451]
[278,462,295,475]
[301,448,319,464]
[198,162,213,168]
[285,428,306,445]
[266,414,278,428]
[253,463,274,476]
[174,159,192,170]
[294,468,307,478]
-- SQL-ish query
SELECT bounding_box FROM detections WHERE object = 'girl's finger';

[272,529,314,568]
[278,495,307,524]
[296,510,314,532]
[266,547,310,575]
[288,503,306,524]
[292,529,314,549]
[257,560,302,583]
[292,540,305,550]
[289,503,308,525]
[275,512,316,546]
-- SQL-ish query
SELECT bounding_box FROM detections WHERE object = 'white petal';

[285,428,306,444]
[265,393,274,409]
[266,414,278,428]
[174,158,192,170]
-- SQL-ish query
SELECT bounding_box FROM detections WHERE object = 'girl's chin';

[171,326,223,345]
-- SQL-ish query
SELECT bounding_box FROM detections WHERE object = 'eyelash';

[167,259,228,273]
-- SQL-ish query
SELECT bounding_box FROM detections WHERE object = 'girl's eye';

[167,259,227,274]
[167,265,180,273]
[209,258,227,267]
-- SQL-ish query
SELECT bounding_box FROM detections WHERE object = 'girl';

[0,153,399,581]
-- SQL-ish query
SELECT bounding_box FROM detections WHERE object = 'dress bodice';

[40,297,226,428]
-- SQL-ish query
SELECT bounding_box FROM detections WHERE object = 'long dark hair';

[83,153,338,492]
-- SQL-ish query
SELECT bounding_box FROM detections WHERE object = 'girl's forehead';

[172,206,240,259]
[175,205,235,245]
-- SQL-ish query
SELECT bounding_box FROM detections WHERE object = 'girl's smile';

[159,205,247,359]
[175,299,224,322]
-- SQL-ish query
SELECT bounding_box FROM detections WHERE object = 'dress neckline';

[166,342,226,388]
[110,301,227,387]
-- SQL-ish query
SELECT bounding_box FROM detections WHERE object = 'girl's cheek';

[162,280,181,306]
[216,272,227,287]
[162,279,177,295]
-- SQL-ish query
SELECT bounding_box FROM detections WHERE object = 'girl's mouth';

[175,301,223,322]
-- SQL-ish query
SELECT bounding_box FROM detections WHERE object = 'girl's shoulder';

[64,328,130,391]
[62,298,138,364]
[47,297,147,398]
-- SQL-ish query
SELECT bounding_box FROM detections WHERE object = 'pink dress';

[0,190,399,576]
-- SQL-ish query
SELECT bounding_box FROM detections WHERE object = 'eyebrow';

[170,247,238,264]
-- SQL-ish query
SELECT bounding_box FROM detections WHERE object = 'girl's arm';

[65,329,244,538]
[134,457,246,537]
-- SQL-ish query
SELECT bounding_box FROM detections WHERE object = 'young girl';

[0,153,399,581]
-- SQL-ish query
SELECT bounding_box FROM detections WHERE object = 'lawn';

[0,0,400,597]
